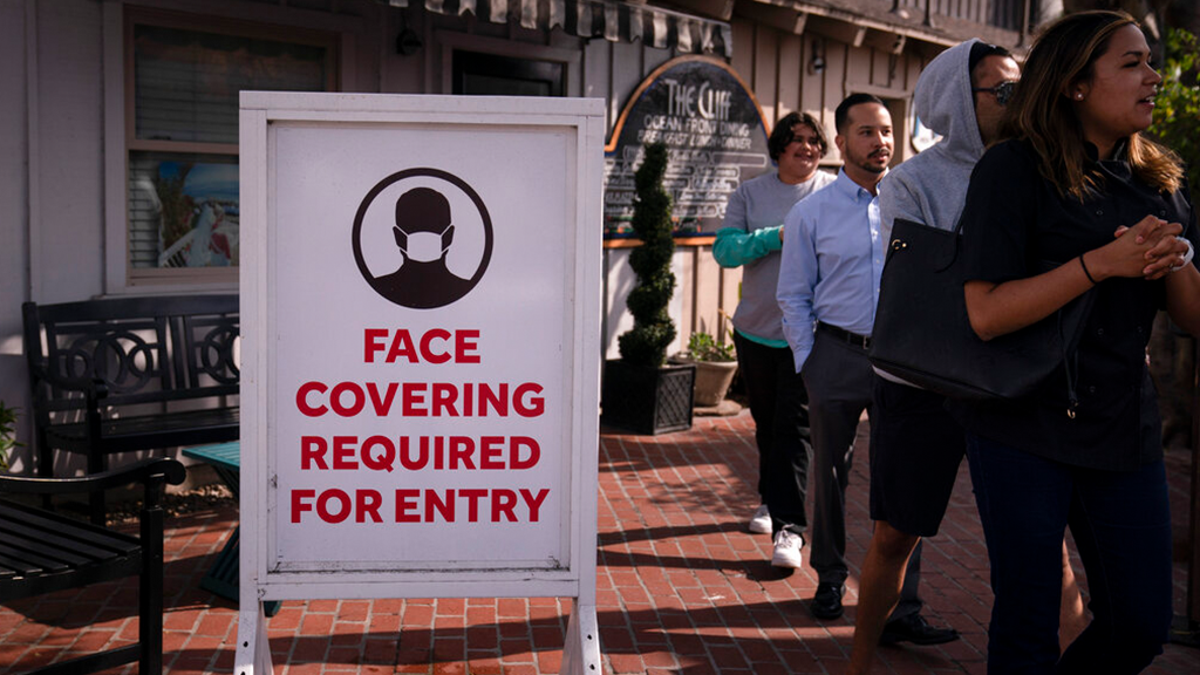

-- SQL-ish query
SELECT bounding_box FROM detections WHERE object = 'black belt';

[817,322,871,349]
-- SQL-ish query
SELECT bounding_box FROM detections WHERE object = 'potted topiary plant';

[601,143,696,434]
[675,332,739,407]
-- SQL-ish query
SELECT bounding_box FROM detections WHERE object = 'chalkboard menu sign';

[604,56,771,238]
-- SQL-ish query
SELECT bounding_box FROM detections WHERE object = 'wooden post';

[1019,0,1032,46]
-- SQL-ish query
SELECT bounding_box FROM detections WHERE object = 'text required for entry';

[288,328,552,525]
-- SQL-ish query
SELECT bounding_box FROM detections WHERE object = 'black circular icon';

[352,168,493,309]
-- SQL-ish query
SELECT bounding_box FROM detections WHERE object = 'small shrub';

[684,332,736,362]
[0,402,23,472]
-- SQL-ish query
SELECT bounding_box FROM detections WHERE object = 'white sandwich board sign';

[237,92,605,675]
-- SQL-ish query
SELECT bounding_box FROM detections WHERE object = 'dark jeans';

[965,433,1172,674]
[733,331,811,536]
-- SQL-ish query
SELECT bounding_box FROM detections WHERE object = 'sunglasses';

[972,80,1016,106]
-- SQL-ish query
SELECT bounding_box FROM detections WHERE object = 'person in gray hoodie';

[847,40,1064,672]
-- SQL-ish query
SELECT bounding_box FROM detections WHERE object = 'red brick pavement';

[2,411,1199,674]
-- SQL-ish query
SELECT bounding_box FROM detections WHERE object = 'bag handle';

[1058,310,1080,419]
[1054,280,1099,419]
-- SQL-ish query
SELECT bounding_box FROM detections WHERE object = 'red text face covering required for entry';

[270,122,572,572]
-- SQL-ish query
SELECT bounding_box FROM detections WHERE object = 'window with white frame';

[124,9,337,284]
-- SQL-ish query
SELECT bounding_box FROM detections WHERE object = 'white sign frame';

[236,92,605,675]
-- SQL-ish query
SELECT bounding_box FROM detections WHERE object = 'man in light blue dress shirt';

[777,93,891,621]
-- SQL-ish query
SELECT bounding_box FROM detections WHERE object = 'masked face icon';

[393,187,454,262]
[354,169,493,310]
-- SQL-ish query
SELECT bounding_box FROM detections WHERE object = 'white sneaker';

[748,504,772,534]
[771,530,804,568]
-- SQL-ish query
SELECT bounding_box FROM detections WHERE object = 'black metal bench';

[0,457,186,675]
[22,295,239,524]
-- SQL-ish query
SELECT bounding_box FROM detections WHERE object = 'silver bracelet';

[1171,236,1194,272]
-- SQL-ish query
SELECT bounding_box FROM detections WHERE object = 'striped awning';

[386,0,732,56]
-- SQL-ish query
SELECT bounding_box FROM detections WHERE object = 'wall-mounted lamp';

[809,38,826,75]
[395,13,422,56]
[396,28,422,56]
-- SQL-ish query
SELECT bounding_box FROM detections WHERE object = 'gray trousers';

[801,328,876,585]
[801,329,926,616]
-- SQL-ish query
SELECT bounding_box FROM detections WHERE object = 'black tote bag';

[868,217,1096,401]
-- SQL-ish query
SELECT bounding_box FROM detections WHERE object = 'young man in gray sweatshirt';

[713,112,835,568]
[848,40,1086,672]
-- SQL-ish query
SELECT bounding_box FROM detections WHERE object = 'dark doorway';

[452,51,564,96]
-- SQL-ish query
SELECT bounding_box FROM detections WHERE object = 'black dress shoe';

[809,582,845,620]
[879,613,961,646]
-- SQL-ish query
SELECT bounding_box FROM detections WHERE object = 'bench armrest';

[0,457,186,496]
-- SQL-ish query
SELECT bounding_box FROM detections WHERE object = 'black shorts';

[868,377,966,537]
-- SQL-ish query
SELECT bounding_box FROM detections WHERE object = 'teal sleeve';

[712,226,783,268]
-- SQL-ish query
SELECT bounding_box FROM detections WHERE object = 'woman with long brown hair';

[956,10,1200,672]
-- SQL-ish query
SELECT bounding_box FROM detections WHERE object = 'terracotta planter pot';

[688,360,739,407]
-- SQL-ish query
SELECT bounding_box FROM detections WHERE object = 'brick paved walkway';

[3,411,1199,674]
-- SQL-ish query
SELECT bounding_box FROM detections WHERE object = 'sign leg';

[234,602,273,675]
[562,602,602,675]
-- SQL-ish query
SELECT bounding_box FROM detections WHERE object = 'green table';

[182,442,280,616]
